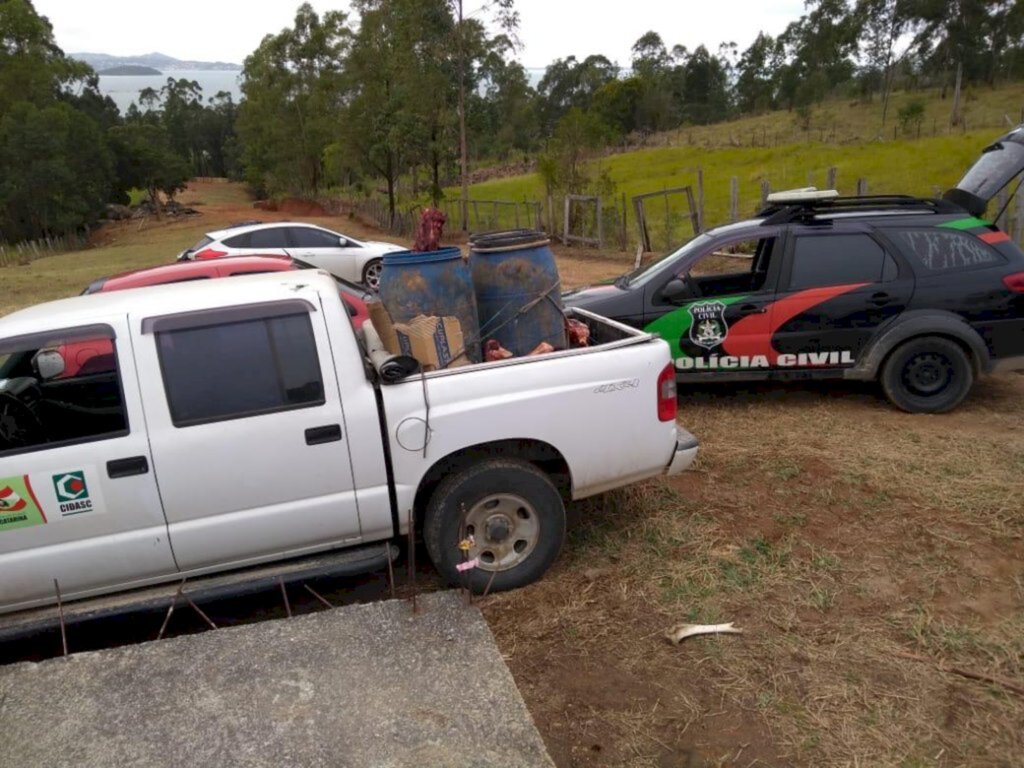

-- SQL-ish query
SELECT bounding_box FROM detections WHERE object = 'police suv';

[565,127,1024,413]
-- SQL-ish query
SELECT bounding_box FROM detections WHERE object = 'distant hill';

[98,65,162,76]
[72,52,241,72]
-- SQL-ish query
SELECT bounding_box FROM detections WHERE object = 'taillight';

[1003,272,1024,293]
[194,248,227,260]
[657,362,677,421]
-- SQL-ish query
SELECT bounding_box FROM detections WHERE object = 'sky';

[33,0,806,69]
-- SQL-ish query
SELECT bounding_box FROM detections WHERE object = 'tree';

[537,55,618,132]
[537,107,612,197]
[631,31,670,80]
[776,0,859,108]
[108,123,190,212]
[681,45,732,124]
[0,102,114,241]
[735,32,782,114]
[341,0,456,222]
[855,0,913,124]
[0,0,118,242]
[450,0,519,231]
[237,3,351,194]
[471,36,539,160]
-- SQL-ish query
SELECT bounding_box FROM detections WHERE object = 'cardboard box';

[393,315,469,371]
[366,300,400,355]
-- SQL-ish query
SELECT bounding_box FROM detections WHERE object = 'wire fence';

[0,231,90,268]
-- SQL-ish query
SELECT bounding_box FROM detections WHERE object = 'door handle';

[870,292,892,306]
[305,424,342,445]
[107,456,149,479]
[738,304,767,315]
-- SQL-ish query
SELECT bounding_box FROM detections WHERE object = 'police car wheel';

[423,459,566,594]
[880,337,973,414]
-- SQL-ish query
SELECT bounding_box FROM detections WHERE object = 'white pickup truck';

[0,271,698,617]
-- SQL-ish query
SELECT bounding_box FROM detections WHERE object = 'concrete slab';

[0,592,554,768]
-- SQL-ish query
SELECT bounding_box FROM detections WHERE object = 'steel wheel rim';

[462,494,540,572]
[364,261,382,290]
[903,352,953,396]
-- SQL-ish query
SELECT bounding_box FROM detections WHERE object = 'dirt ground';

[6,180,1023,766]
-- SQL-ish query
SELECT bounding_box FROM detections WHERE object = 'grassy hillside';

[464,83,1024,250]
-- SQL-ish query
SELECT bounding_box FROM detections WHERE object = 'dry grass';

[484,373,1024,766]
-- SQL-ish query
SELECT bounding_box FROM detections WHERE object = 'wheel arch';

[413,439,572,523]
[845,311,991,380]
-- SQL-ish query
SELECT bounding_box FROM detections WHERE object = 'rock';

[105,204,132,221]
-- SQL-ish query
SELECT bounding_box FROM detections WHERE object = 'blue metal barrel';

[379,247,481,363]
[469,231,567,356]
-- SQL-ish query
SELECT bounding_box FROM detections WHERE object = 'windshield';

[619,233,714,289]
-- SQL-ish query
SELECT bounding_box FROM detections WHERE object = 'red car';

[62,257,371,379]
[84,256,371,327]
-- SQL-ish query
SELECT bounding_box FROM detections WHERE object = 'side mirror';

[660,278,691,305]
[339,236,350,248]
[33,349,66,380]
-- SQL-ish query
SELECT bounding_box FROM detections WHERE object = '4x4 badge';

[689,301,729,349]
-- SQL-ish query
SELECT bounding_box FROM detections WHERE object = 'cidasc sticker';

[0,467,105,533]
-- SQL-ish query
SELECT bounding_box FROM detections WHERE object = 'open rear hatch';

[944,124,1024,217]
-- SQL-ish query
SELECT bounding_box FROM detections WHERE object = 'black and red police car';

[564,126,1024,413]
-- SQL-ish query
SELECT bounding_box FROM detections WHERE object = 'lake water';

[96,69,244,113]
[97,67,545,113]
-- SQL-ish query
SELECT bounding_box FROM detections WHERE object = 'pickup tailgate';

[378,309,696,509]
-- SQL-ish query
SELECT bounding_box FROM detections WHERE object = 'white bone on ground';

[665,622,744,644]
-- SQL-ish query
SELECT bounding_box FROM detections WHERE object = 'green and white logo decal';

[52,471,93,516]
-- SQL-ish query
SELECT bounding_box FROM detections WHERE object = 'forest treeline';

[1,0,1023,242]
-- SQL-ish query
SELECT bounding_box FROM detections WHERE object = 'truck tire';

[423,459,566,593]
[362,258,383,291]
[880,336,974,413]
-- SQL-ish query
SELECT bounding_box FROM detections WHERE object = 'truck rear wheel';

[880,336,974,413]
[423,459,566,593]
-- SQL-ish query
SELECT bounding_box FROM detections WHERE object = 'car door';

[0,320,177,612]
[286,226,361,282]
[132,298,363,573]
[769,227,914,373]
[643,230,784,375]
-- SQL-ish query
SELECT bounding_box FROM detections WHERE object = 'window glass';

[156,314,324,427]
[789,234,887,290]
[0,327,127,456]
[289,227,342,248]
[222,233,251,248]
[189,236,213,251]
[896,229,1005,273]
[685,237,777,295]
[248,228,289,249]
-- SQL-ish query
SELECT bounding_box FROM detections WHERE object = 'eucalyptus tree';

[237,2,351,194]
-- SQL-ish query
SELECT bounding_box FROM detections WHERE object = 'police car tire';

[880,336,973,414]
[423,459,566,594]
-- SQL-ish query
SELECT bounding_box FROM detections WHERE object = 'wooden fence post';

[663,190,671,250]
[760,180,771,209]
[729,177,739,223]
[620,193,628,250]
[696,167,705,233]
[856,178,868,196]
[826,166,837,190]
[596,197,604,249]
[563,196,571,245]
